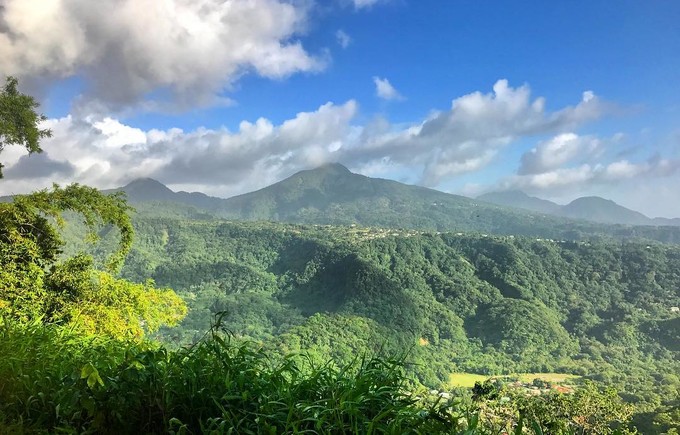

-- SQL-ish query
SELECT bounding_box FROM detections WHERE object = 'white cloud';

[352,0,386,9]
[0,101,359,197]
[373,76,404,101]
[501,158,680,193]
[519,133,603,175]
[582,90,595,103]
[336,29,352,49]
[0,80,616,200]
[346,79,605,185]
[0,0,323,109]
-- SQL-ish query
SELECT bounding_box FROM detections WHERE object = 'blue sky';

[2,0,680,216]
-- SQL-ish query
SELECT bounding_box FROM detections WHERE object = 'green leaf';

[81,362,104,389]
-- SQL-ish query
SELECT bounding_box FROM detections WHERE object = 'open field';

[448,372,581,388]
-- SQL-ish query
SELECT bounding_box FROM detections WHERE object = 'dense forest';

[2,189,658,433]
[110,215,678,431]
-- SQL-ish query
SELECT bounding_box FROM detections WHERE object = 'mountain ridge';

[114,166,679,228]
[477,190,561,214]
[477,189,678,226]
[105,164,680,244]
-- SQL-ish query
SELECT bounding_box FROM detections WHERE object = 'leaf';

[81,362,104,389]
[531,419,545,435]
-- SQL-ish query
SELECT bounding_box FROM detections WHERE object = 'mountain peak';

[120,178,175,202]
[124,177,170,189]
[567,196,615,206]
[561,196,650,225]
[314,162,351,173]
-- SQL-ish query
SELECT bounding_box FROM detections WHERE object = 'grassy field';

[448,372,581,388]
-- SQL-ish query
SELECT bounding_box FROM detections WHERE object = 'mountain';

[653,217,680,226]
[559,196,651,226]
[117,163,531,232]
[477,190,560,214]
[213,163,605,237]
[478,190,680,227]
[110,164,680,243]
[113,178,177,202]
[220,162,483,221]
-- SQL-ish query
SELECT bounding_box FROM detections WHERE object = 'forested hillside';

[5,188,659,433]
[103,215,680,431]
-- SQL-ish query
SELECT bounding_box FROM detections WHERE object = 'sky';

[1,0,680,217]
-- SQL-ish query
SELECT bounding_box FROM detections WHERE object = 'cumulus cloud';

[0,80,612,198]
[519,133,603,175]
[502,157,680,193]
[479,127,680,198]
[336,29,351,48]
[0,101,358,197]
[3,152,75,180]
[373,76,404,101]
[0,0,323,109]
[346,79,605,185]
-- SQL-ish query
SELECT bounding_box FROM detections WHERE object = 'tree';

[0,77,186,337]
[0,184,187,338]
[0,76,52,178]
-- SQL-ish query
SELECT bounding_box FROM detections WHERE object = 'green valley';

[108,214,678,432]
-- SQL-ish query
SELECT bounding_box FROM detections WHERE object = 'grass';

[0,318,475,434]
[0,318,629,434]
[448,373,491,388]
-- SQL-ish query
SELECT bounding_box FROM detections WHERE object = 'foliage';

[0,317,638,434]
[101,218,679,426]
[0,184,186,338]
[472,380,636,434]
[48,256,187,340]
[467,299,578,361]
[0,76,52,178]
[0,318,451,433]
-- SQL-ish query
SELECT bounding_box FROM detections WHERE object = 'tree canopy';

[0,184,186,338]
[0,76,52,178]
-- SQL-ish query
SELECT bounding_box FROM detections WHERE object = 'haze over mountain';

[476,190,561,215]
[478,190,680,227]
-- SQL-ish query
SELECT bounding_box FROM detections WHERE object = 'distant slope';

[479,190,680,227]
[559,196,651,225]
[214,163,598,237]
[220,163,485,222]
[477,190,560,214]
[653,217,680,226]
[111,178,176,202]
